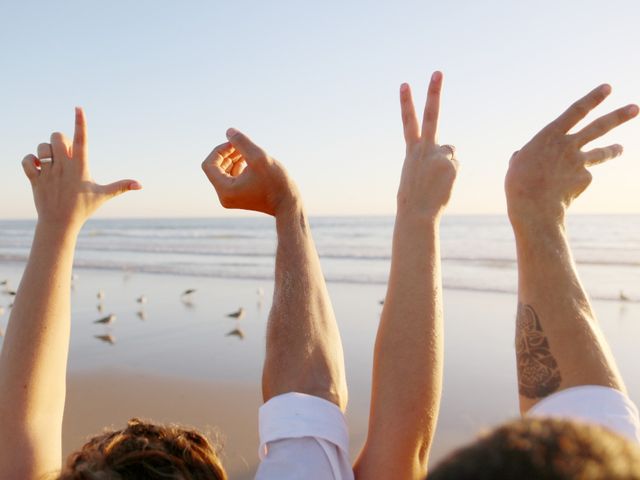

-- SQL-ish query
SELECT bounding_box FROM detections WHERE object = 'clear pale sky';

[1,0,639,219]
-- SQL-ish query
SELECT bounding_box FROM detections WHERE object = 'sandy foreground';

[2,262,640,478]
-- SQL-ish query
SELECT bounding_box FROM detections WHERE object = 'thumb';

[226,128,266,166]
[100,179,143,199]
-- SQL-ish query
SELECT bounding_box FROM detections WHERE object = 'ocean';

[1,214,639,301]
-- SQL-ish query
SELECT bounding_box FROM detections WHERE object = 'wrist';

[35,219,82,242]
[273,183,303,220]
[395,209,440,231]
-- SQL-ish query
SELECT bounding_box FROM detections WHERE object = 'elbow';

[262,368,348,412]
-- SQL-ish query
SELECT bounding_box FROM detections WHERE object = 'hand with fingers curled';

[201,128,300,217]
[398,71,459,220]
[505,84,639,228]
[22,108,142,233]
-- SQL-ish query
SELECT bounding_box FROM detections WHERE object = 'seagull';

[181,289,196,297]
[619,291,630,302]
[7,290,16,296]
[136,295,147,304]
[97,303,104,313]
[137,310,147,321]
[97,290,105,301]
[94,334,116,345]
[226,328,245,339]
[94,314,116,325]
[0,280,8,286]
[227,307,245,319]
[379,299,385,305]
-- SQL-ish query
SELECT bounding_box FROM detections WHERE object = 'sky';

[1,0,639,219]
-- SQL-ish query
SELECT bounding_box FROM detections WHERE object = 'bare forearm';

[357,214,442,478]
[0,222,75,415]
[0,222,76,473]
[513,221,624,413]
[262,203,347,409]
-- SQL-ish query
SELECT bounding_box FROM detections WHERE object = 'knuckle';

[50,131,64,142]
[571,101,589,118]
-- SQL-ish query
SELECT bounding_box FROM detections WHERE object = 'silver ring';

[40,157,53,165]
[441,144,456,160]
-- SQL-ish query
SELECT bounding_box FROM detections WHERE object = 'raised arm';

[0,109,141,480]
[504,85,638,413]
[354,72,458,479]
[201,129,347,408]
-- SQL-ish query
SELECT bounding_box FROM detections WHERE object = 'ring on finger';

[37,143,54,166]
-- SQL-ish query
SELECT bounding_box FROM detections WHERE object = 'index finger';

[545,84,612,134]
[421,71,443,144]
[72,107,88,162]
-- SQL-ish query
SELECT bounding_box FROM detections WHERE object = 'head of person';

[428,417,640,480]
[57,418,227,479]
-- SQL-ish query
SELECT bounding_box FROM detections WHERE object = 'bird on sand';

[0,280,8,286]
[227,307,245,319]
[620,291,630,302]
[97,303,104,313]
[226,328,245,339]
[181,289,196,297]
[137,310,147,321]
[97,290,105,301]
[136,295,147,304]
[7,290,16,296]
[94,314,116,325]
[94,334,116,345]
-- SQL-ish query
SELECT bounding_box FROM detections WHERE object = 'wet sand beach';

[1,261,640,478]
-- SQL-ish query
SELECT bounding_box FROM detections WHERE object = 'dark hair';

[58,418,227,479]
[428,417,640,480]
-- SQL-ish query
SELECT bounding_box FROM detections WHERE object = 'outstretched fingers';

[72,107,88,163]
[400,83,419,144]
[548,84,611,134]
[583,144,624,167]
[421,71,443,145]
[573,104,639,147]
[100,179,142,199]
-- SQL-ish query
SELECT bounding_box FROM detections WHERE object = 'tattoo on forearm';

[515,303,561,399]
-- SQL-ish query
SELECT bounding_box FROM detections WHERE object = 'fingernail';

[627,105,639,116]
[129,181,142,190]
[400,83,409,94]
[226,128,239,139]
[600,84,612,95]
[431,71,442,82]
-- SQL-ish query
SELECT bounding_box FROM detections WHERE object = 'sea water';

[0,215,638,301]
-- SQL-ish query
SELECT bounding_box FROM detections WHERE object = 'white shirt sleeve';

[527,385,640,443]
[255,392,354,480]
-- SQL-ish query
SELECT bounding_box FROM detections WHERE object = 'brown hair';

[428,417,640,480]
[58,418,227,480]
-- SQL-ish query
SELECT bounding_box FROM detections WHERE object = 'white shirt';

[528,385,640,443]
[255,392,354,480]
